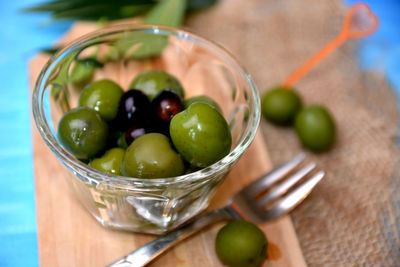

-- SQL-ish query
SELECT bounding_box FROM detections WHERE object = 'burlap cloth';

[186,0,400,265]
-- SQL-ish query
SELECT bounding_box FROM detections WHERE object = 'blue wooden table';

[0,0,398,266]
[0,1,71,266]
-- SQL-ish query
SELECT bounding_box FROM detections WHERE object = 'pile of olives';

[57,70,232,178]
[261,86,336,152]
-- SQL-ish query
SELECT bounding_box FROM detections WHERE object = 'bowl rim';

[32,24,261,186]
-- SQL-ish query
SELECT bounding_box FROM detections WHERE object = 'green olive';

[89,148,125,175]
[294,105,336,152]
[184,95,222,114]
[122,133,184,178]
[261,86,302,125]
[170,103,232,168]
[215,220,268,267]
[78,79,124,121]
[57,107,108,159]
[129,70,184,100]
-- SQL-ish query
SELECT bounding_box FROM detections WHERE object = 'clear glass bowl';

[32,24,260,234]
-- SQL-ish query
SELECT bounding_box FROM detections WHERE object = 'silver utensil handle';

[107,209,228,267]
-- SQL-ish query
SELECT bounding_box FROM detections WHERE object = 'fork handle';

[107,208,235,267]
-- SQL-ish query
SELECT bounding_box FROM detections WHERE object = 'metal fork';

[108,153,324,267]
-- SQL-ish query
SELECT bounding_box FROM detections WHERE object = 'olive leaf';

[26,0,216,61]
[70,58,103,86]
[143,0,186,26]
[121,33,169,60]
[187,0,218,11]
[48,50,79,111]
[118,0,186,59]
[40,46,61,55]
[22,0,157,21]
[22,0,217,21]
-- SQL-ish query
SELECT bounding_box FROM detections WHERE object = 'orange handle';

[283,2,379,88]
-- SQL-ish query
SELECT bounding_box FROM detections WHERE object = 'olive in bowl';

[57,107,108,160]
[122,133,184,178]
[78,79,124,121]
[170,103,232,168]
[130,70,185,101]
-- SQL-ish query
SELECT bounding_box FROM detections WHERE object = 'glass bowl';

[32,24,260,234]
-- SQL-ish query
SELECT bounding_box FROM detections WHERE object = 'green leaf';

[128,34,169,60]
[119,4,154,18]
[22,0,157,21]
[52,5,112,20]
[78,58,103,68]
[102,46,121,62]
[187,0,218,11]
[21,0,78,13]
[50,83,63,99]
[94,201,107,209]
[40,46,60,55]
[22,0,219,22]
[49,51,78,88]
[129,0,186,59]
[69,58,103,85]
[143,0,186,26]
[52,3,153,21]
[48,50,79,112]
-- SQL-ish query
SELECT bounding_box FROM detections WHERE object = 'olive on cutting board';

[215,220,268,267]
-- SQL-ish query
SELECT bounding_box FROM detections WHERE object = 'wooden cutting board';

[29,22,306,267]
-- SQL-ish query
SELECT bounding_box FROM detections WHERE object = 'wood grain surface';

[29,22,306,267]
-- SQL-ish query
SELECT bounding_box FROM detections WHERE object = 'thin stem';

[283,32,347,88]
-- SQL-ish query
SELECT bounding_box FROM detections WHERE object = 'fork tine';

[262,170,325,221]
[243,153,306,195]
[258,162,316,206]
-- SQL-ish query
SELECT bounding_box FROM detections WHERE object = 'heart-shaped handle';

[343,3,379,38]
